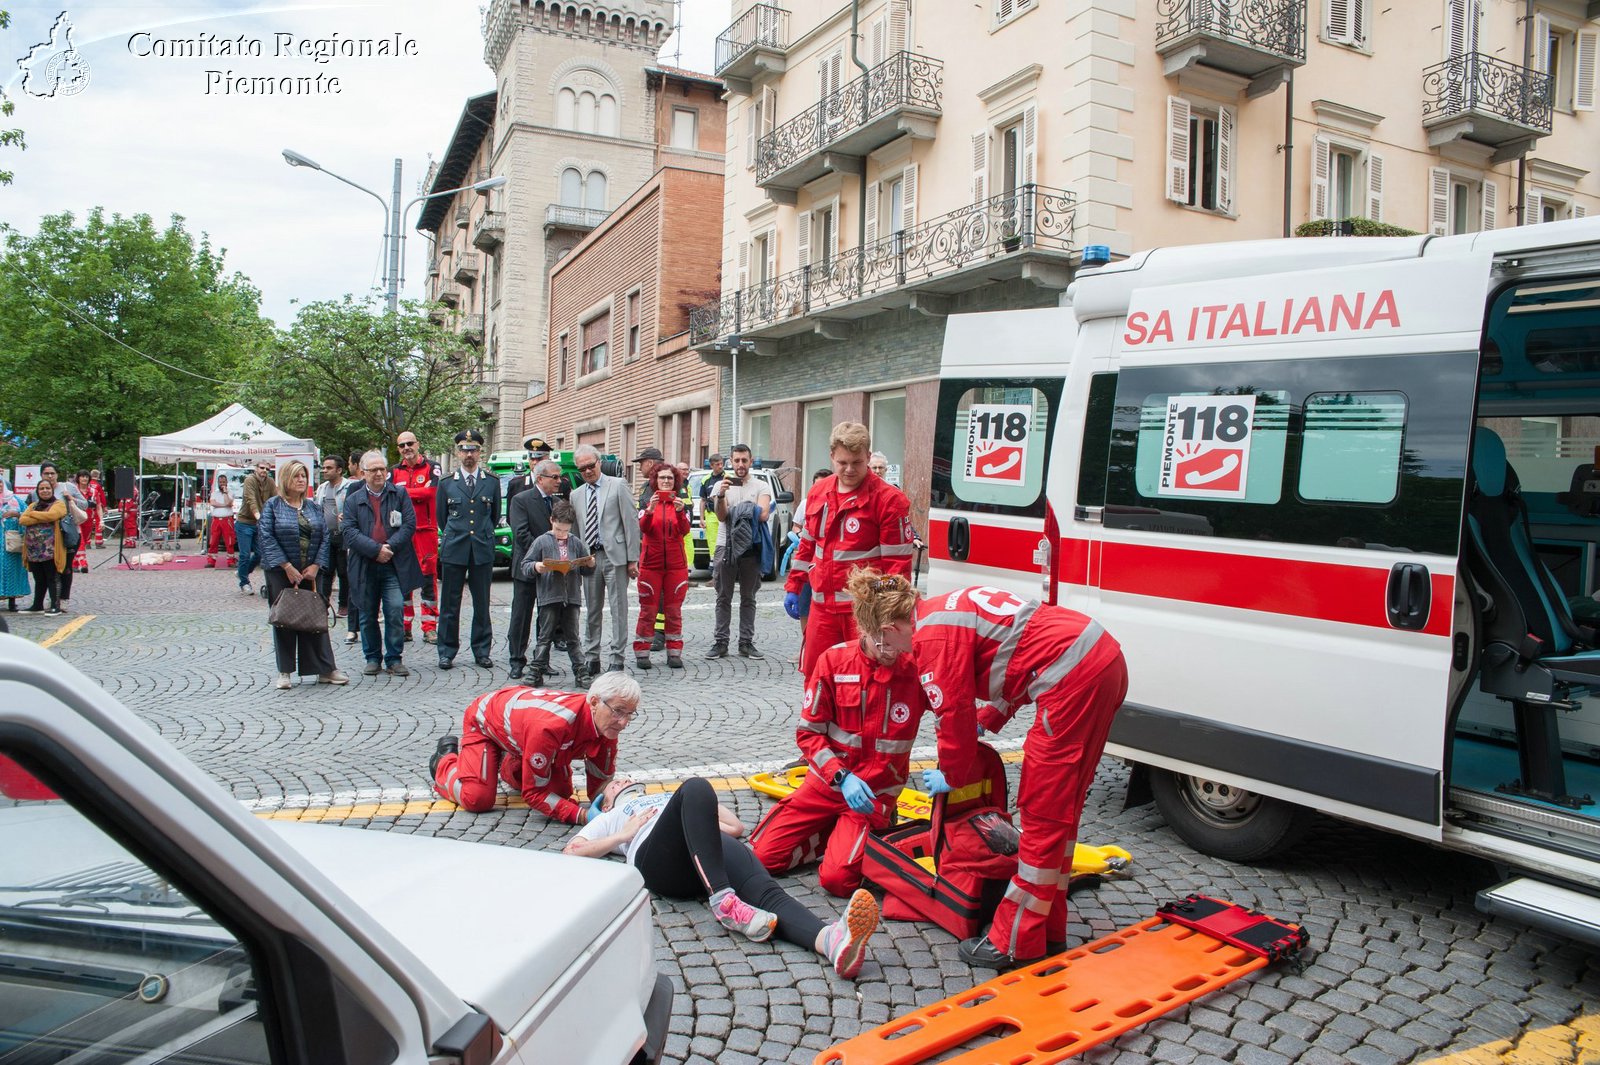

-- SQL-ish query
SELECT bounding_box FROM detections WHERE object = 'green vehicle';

[485,448,622,570]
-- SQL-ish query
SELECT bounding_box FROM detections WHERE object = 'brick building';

[531,66,727,486]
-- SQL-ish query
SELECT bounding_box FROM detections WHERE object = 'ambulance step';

[1475,877,1600,949]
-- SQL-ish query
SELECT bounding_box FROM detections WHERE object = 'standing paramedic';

[848,571,1127,969]
[634,463,689,670]
[749,569,927,897]
[434,429,500,671]
[428,672,641,824]
[783,421,915,679]
[391,430,442,644]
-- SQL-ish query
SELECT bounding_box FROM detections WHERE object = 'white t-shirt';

[573,792,671,864]
[210,485,234,519]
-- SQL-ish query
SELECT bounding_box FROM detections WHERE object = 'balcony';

[437,282,461,308]
[691,184,1075,354]
[455,205,471,229]
[544,203,610,235]
[428,259,441,278]
[473,211,505,252]
[461,313,484,344]
[714,4,789,95]
[454,252,481,285]
[1155,0,1305,88]
[475,168,494,195]
[756,51,942,200]
[1422,53,1552,159]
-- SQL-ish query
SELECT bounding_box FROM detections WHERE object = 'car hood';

[270,821,646,1026]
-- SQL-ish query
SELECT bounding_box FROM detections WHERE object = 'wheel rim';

[1175,775,1262,828]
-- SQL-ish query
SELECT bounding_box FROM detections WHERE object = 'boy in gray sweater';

[522,500,596,687]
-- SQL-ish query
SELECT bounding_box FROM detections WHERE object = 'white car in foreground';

[0,634,671,1065]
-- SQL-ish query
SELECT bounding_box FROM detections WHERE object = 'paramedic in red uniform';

[391,431,441,644]
[850,571,1128,969]
[634,463,690,669]
[783,421,915,680]
[428,671,641,823]
[751,569,928,897]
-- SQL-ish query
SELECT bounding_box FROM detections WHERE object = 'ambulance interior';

[1456,272,1600,851]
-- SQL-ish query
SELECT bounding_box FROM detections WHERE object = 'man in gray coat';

[569,444,640,674]
[342,450,422,677]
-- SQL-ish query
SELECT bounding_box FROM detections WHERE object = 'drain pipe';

[1517,0,1534,225]
[1282,69,1294,238]
[851,0,869,247]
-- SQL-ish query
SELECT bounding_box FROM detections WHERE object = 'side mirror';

[776,491,795,505]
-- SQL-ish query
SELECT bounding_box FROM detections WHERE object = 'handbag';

[269,584,329,634]
[3,528,20,553]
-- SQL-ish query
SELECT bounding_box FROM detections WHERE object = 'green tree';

[237,296,486,464]
[0,10,24,187]
[0,209,271,470]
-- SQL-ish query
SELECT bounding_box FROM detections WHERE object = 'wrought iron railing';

[461,313,485,338]
[756,51,942,185]
[544,204,611,229]
[715,4,789,74]
[1154,0,1305,63]
[1421,52,1553,133]
[473,211,505,250]
[455,205,471,228]
[690,184,1075,346]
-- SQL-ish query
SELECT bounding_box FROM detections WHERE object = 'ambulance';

[927,218,1600,945]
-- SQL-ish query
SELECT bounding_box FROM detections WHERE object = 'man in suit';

[506,458,566,679]
[343,450,422,677]
[435,428,501,670]
[571,443,640,675]
[505,433,551,509]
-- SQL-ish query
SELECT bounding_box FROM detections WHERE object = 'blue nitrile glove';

[784,591,802,619]
[587,794,606,823]
[922,768,950,796]
[840,773,876,814]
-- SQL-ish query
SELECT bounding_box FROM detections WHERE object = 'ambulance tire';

[1150,769,1313,863]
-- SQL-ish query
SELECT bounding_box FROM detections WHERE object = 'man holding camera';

[706,443,773,660]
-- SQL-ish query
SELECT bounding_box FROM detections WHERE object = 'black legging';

[632,777,825,950]
[27,562,59,610]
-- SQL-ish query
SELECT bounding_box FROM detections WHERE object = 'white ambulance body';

[928,219,1600,944]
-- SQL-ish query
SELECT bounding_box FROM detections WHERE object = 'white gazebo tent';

[138,404,316,535]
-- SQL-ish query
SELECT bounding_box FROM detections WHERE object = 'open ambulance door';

[1068,253,1492,856]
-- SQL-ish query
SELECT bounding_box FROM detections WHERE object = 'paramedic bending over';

[564,776,882,980]
[848,569,1128,969]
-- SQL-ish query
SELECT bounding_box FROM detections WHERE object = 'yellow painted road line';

[1417,1013,1600,1064]
[40,614,94,649]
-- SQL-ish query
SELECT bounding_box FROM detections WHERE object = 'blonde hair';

[275,460,309,500]
[845,567,918,635]
[829,421,871,456]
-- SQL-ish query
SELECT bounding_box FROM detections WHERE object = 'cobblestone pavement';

[11,545,1600,1065]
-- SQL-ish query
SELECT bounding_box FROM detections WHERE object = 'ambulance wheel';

[1150,769,1312,862]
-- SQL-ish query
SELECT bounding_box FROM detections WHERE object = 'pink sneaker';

[711,891,777,942]
[822,889,880,980]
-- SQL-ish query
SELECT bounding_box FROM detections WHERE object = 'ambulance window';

[1298,392,1405,505]
[1131,390,1290,504]
[931,378,1062,517]
[1076,373,1117,507]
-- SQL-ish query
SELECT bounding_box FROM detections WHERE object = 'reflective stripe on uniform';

[790,558,814,572]
[833,547,883,562]
[812,748,839,769]
[986,600,1038,703]
[1032,623,1106,736]
[1016,861,1062,887]
[585,758,610,781]
[827,724,863,748]
[1004,880,1052,913]
[833,673,861,683]
[878,542,914,557]
[537,792,562,813]
[798,718,828,734]
[875,738,914,754]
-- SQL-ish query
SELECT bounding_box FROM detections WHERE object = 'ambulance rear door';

[1076,253,1491,841]
[928,307,1076,601]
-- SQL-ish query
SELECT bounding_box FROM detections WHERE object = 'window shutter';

[765,230,778,279]
[971,130,990,203]
[1021,104,1038,188]
[761,85,778,137]
[745,104,756,168]
[1166,96,1192,203]
[1574,204,1588,219]
[889,0,910,55]
[828,197,842,259]
[901,163,918,229]
[1310,136,1330,220]
[1366,151,1384,222]
[1481,178,1498,232]
[737,240,749,291]
[1352,0,1366,45]
[864,180,880,244]
[1577,30,1597,111]
[870,17,887,66]
[1447,0,1470,58]
[1327,0,1350,43]
[997,0,1014,22]
[1216,105,1235,213]
[1429,167,1451,235]
[1534,14,1552,73]
[796,211,812,268]
[1524,188,1542,225]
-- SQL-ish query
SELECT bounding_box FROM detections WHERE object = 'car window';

[0,750,275,1065]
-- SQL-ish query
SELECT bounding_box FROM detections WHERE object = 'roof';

[645,65,722,91]
[417,91,498,235]
[138,403,315,463]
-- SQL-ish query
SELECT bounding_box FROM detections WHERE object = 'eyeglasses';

[365,465,388,473]
[538,471,561,480]
[399,441,418,449]
[458,444,481,453]
[576,462,598,473]
[598,697,640,720]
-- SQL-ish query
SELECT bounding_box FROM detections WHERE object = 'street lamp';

[282,150,507,312]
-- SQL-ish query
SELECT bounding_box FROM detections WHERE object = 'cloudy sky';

[1,1,724,326]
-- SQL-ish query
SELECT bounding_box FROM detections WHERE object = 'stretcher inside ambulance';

[926,218,1600,946]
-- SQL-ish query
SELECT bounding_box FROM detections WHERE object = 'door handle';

[1386,562,1431,631]
[948,517,970,562]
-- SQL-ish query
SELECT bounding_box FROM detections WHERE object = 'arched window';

[577,91,597,133]
[598,94,618,136]
[556,87,576,129]
[585,171,607,211]
[561,167,583,206]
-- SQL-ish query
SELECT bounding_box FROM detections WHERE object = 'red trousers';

[431,704,574,813]
[635,566,687,653]
[798,600,858,680]
[986,640,1128,959]
[85,508,103,548]
[404,529,439,636]
[207,516,237,558]
[750,773,887,897]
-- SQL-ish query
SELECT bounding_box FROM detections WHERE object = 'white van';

[927,218,1600,945]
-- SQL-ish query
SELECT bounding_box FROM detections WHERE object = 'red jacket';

[638,491,689,571]
[468,687,615,824]
[797,641,927,802]
[392,457,441,533]
[784,472,914,602]
[915,586,1112,784]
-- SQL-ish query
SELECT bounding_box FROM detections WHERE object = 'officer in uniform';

[435,429,501,670]
[506,433,553,508]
